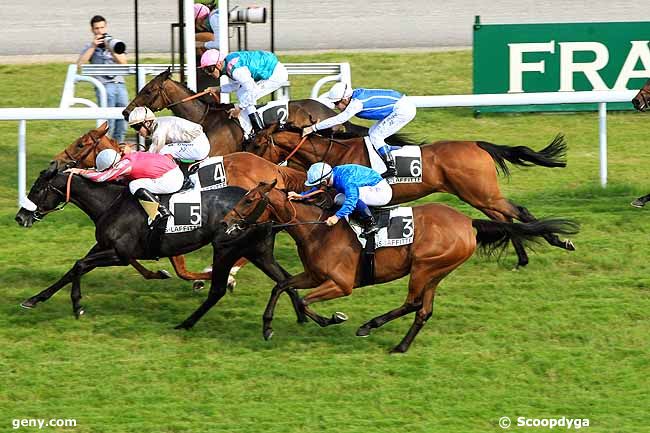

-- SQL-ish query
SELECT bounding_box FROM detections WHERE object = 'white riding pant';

[158,133,211,161]
[231,63,289,115]
[128,166,184,195]
[358,179,393,206]
[368,97,417,151]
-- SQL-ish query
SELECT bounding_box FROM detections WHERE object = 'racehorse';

[221,180,579,353]
[14,170,308,328]
[121,69,366,155]
[247,126,575,267]
[49,122,308,286]
[630,79,650,207]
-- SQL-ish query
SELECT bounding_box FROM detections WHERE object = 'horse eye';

[245,198,253,204]
[77,142,84,148]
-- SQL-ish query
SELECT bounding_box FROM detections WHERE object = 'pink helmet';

[194,3,210,20]
[200,49,226,68]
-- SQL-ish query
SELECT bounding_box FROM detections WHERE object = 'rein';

[164,88,219,109]
[34,173,74,219]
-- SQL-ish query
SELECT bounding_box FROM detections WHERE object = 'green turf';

[0,51,648,433]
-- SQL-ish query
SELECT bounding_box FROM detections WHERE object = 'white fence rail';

[0,89,639,207]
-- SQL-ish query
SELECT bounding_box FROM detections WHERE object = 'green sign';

[472,17,650,113]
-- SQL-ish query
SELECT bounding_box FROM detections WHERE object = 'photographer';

[77,15,129,142]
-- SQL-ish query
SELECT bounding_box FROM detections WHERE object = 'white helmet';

[128,106,156,126]
[305,162,333,186]
[325,82,352,103]
[95,149,121,172]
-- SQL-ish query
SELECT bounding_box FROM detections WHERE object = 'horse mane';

[277,165,308,193]
[279,124,423,147]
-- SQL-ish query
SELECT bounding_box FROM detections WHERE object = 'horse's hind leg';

[631,193,650,208]
[480,208,529,267]
[511,201,575,251]
[391,278,440,354]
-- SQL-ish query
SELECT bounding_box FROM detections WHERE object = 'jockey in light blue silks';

[288,162,393,237]
[200,49,289,137]
[302,83,417,178]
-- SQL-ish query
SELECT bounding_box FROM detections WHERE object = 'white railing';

[1,89,639,206]
[406,89,638,187]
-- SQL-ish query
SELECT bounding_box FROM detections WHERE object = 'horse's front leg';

[262,272,315,340]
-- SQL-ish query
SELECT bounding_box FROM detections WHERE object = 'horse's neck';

[268,189,323,238]
[68,176,125,222]
[170,98,207,124]
[277,166,307,192]
[279,133,365,166]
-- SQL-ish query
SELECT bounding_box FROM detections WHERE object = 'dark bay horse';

[630,79,650,207]
[222,180,578,353]
[50,122,308,284]
[14,170,308,328]
[248,127,575,267]
[121,69,365,155]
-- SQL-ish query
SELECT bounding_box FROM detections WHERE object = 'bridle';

[62,134,102,169]
[32,173,74,220]
[225,190,327,235]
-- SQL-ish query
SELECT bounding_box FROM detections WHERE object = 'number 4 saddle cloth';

[348,206,415,249]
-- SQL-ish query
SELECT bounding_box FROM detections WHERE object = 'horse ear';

[269,179,278,189]
[97,121,109,136]
[164,67,171,77]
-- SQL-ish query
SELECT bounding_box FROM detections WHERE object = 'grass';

[0,51,649,433]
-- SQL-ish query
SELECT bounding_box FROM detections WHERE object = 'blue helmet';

[305,162,333,186]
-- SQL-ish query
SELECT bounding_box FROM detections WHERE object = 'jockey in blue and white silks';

[200,49,289,136]
[288,162,393,236]
[302,83,417,178]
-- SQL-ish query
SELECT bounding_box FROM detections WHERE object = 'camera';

[98,33,126,54]
[229,6,266,24]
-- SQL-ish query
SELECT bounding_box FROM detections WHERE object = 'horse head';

[122,69,174,119]
[223,179,277,236]
[51,122,119,171]
[632,78,650,111]
[15,169,70,228]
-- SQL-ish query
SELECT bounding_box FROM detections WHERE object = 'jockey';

[128,106,210,162]
[302,83,417,178]
[65,148,183,228]
[199,48,289,136]
[288,162,392,237]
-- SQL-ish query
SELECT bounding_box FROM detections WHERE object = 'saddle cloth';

[348,206,415,249]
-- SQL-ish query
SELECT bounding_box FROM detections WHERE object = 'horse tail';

[471,218,579,258]
[476,134,568,177]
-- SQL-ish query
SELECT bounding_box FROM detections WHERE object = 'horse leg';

[479,208,529,267]
[261,272,317,339]
[174,250,234,330]
[299,279,353,327]
[510,201,575,251]
[168,255,212,280]
[129,259,171,279]
[356,302,421,337]
[631,193,650,208]
[391,279,439,354]
[226,257,249,292]
[21,245,125,314]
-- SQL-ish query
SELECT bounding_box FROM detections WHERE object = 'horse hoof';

[263,329,274,340]
[192,280,205,292]
[74,308,85,319]
[564,240,576,251]
[389,345,408,354]
[158,269,172,279]
[332,311,348,323]
[20,301,35,309]
[631,200,645,208]
[356,327,370,337]
[174,323,191,330]
[226,276,237,293]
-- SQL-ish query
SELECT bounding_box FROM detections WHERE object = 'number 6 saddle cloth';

[364,137,422,185]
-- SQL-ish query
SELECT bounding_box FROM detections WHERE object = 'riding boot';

[249,111,265,133]
[378,145,397,178]
[134,188,171,227]
[355,201,378,238]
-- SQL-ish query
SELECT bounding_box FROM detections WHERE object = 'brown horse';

[50,122,308,285]
[121,69,361,155]
[221,180,578,353]
[248,126,574,267]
